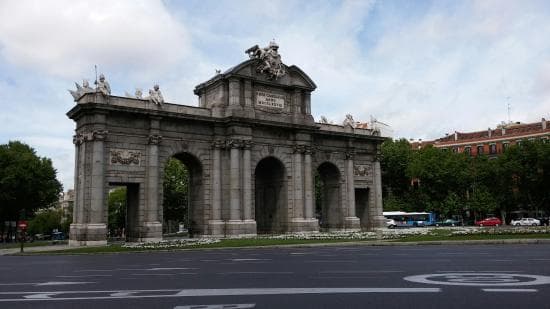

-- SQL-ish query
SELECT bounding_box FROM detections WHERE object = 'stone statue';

[343,114,355,127]
[320,116,329,124]
[148,84,164,105]
[245,41,286,80]
[68,79,95,100]
[95,73,111,96]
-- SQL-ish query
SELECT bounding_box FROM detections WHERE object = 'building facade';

[67,43,386,246]
[412,118,550,156]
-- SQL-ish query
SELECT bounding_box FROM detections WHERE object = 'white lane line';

[492,260,513,262]
[305,260,357,263]
[483,289,538,293]
[57,275,112,278]
[229,259,270,262]
[36,281,95,286]
[23,293,59,299]
[436,270,523,273]
[218,272,293,275]
[174,304,255,309]
[174,287,442,296]
[131,273,175,276]
[0,287,441,302]
[148,268,196,271]
[320,270,403,274]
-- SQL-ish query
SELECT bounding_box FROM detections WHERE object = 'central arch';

[163,152,204,236]
[317,162,343,230]
[254,157,287,234]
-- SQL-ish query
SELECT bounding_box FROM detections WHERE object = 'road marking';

[482,289,538,293]
[57,275,112,278]
[131,273,175,276]
[219,272,293,275]
[174,304,256,309]
[24,293,58,299]
[173,287,441,296]
[228,259,270,262]
[149,268,196,271]
[320,270,403,274]
[35,281,94,286]
[405,273,550,286]
[0,287,441,302]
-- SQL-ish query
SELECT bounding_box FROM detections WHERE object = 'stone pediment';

[194,59,316,94]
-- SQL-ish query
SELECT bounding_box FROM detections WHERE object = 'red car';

[475,217,502,227]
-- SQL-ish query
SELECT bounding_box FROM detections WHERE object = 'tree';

[381,139,413,197]
[108,187,127,235]
[27,208,65,236]
[162,158,189,233]
[0,141,62,223]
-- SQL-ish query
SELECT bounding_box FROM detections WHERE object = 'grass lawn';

[0,240,67,249]
[21,230,550,255]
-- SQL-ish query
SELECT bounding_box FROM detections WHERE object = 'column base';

[288,218,320,233]
[225,220,257,237]
[371,215,387,229]
[208,220,226,237]
[69,223,107,246]
[137,221,163,242]
[343,217,361,231]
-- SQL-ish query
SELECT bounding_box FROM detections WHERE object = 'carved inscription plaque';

[256,91,285,109]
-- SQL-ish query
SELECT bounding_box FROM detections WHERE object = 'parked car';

[475,217,502,227]
[386,219,396,229]
[536,217,549,226]
[435,219,462,227]
[51,231,65,241]
[511,218,540,226]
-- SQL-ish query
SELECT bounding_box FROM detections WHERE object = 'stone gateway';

[67,43,386,246]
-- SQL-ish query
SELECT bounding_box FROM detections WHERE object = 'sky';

[1,0,550,190]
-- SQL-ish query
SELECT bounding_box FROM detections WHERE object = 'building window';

[464,146,471,156]
[516,140,523,147]
[489,143,497,154]
[441,148,448,152]
[452,147,458,153]
[502,142,509,152]
[477,145,484,155]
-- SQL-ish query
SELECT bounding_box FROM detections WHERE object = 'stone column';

[293,89,302,114]
[304,147,314,219]
[229,139,241,221]
[293,145,304,219]
[372,154,386,228]
[304,91,311,115]
[344,151,360,230]
[242,140,253,221]
[69,133,87,246]
[143,132,163,242]
[88,129,108,244]
[209,140,224,236]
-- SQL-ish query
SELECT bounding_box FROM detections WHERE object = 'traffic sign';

[17,220,28,230]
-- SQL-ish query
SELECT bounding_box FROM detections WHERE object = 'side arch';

[316,161,345,230]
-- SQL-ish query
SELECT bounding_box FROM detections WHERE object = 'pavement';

[1,243,550,308]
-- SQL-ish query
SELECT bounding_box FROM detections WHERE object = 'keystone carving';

[148,134,162,145]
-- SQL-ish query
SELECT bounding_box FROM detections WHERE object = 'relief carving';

[110,149,141,166]
[354,164,371,177]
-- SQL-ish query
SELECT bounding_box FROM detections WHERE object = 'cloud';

[0,0,190,78]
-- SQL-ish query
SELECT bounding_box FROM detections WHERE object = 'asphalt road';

[1,244,550,308]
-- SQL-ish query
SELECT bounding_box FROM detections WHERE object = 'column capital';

[148,134,163,145]
[91,130,108,141]
[303,145,313,155]
[345,151,355,160]
[212,139,226,149]
[243,140,253,150]
[227,139,243,149]
[293,144,305,154]
[73,133,85,145]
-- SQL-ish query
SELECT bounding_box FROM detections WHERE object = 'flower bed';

[122,238,220,249]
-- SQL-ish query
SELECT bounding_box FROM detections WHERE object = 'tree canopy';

[0,141,62,221]
[380,139,550,221]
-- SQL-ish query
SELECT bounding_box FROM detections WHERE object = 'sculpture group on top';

[69,73,164,105]
[246,41,286,80]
